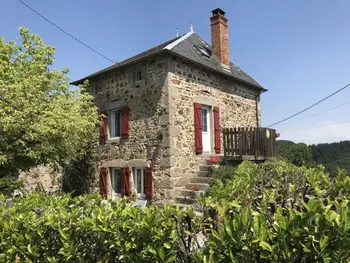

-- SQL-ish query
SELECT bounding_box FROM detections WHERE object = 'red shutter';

[145,167,153,200]
[99,112,108,143]
[121,106,129,139]
[121,167,130,197]
[214,106,221,154]
[194,103,203,154]
[99,167,108,199]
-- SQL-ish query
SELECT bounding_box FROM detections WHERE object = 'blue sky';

[1,0,350,144]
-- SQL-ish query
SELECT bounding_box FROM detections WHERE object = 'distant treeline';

[276,140,350,176]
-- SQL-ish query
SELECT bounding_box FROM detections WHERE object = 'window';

[133,168,146,197]
[202,107,208,132]
[110,109,121,138]
[133,71,142,82]
[111,168,122,197]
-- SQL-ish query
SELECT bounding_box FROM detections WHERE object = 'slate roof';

[71,32,265,91]
[71,36,181,85]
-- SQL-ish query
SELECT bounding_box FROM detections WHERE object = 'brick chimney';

[210,8,229,65]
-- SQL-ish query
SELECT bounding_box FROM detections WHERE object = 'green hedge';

[196,159,350,262]
[0,194,203,263]
[1,159,350,262]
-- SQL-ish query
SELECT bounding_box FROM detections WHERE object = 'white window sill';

[107,138,121,144]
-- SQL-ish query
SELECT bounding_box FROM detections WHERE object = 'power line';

[17,0,116,64]
[274,101,350,128]
[267,82,350,127]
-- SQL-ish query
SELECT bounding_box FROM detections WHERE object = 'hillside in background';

[276,140,350,176]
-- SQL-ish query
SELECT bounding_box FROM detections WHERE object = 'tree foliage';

[277,140,350,176]
[0,27,99,177]
[310,141,350,177]
[62,144,99,196]
[277,140,313,166]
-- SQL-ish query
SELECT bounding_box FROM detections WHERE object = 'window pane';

[112,169,121,194]
[115,111,121,137]
[202,109,207,132]
[116,169,121,194]
[143,172,146,195]
[136,72,142,81]
[137,169,141,193]
[110,111,114,137]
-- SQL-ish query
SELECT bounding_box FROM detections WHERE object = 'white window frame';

[110,168,122,199]
[133,168,146,198]
[109,109,121,139]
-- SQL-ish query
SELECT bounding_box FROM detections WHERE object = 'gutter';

[256,90,266,127]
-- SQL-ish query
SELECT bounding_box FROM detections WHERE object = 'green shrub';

[196,198,350,262]
[0,193,203,263]
[62,146,98,196]
[2,160,350,262]
[0,176,24,196]
[196,159,350,262]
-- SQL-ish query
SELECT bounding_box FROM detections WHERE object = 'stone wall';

[166,57,261,189]
[86,54,262,201]
[20,165,62,193]
[90,55,172,200]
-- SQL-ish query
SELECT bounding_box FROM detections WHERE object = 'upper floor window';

[99,105,129,142]
[133,71,142,82]
[110,109,121,138]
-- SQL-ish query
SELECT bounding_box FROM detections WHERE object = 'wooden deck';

[222,127,277,160]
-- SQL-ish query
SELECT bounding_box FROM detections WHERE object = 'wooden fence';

[222,127,277,160]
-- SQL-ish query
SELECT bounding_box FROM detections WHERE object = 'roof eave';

[71,48,267,92]
[70,49,169,86]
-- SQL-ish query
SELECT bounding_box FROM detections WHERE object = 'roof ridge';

[163,31,194,51]
[71,32,265,91]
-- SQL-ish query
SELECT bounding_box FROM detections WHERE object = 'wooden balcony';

[222,127,277,161]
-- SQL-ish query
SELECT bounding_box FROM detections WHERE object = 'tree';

[276,140,295,159]
[277,141,313,167]
[0,27,99,178]
[310,141,350,176]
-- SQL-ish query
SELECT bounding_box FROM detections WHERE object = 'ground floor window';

[110,168,122,198]
[109,167,147,199]
[133,168,146,197]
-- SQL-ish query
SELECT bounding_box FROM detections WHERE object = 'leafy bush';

[0,176,24,196]
[62,145,99,196]
[197,159,350,262]
[0,193,203,263]
[2,160,350,262]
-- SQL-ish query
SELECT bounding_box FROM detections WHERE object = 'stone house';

[72,8,270,204]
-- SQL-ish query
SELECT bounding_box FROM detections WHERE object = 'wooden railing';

[223,127,277,160]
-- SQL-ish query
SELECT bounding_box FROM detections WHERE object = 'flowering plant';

[207,156,222,164]
[186,184,200,191]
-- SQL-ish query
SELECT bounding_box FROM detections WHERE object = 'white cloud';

[277,121,350,145]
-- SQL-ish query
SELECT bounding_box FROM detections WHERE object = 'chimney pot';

[211,8,226,17]
[210,8,229,65]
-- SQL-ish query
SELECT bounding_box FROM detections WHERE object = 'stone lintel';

[194,96,218,107]
[101,159,148,168]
